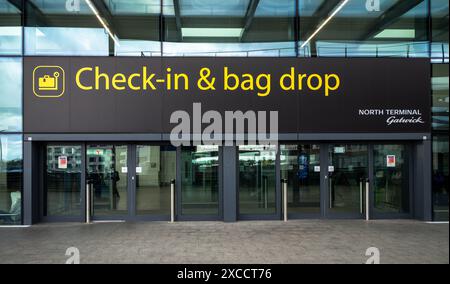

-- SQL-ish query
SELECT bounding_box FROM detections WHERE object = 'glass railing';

[114,41,448,61]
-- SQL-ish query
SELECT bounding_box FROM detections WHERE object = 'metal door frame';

[40,142,86,222]
[176,146,224,221]
[237,145,281,221]
[323,143,369,219]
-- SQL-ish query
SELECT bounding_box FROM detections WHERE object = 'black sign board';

[24,57,431,134]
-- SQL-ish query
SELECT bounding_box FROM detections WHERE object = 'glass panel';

[431,0,449,63]
[239,145,276,215]
[25,0,161,56]
[433,135,449,221]
[0,57,22,132]
[105,0,161,15]
[25,0,109,55]
[181,145,219,215]
[163,0,295,57]
[28,0,92,14]
[24,27,109,56]
[44,145,82,217]
[87,145,128,216]
[255,0,295,17]
[162,41,295,57]
[179,0,250,17]
[0,0,22,55]
[0,135,22,225]
[281,144,321,214]
[110,0,161,56]
[328,144,368,215]
[432,64,449,130]
[115,40,161,57]
[136,145,176,215]
[299,0,429,58]
[373,145,410,214]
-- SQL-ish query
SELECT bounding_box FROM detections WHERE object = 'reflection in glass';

[328,145,368,215]
[163,41,295,57]
[0,135,22,225]
[29,0,92,14]
[105,0,161,15]
[281,144,320,214]
[373,145,410,214]
[299,0,429,58]
[136,145,176,215]
[87,145,128,216]
[432,64,449,130]
[433,135,449,221]
[181,146,219,215]
[0,0,22,55]
[44,145,82,217]
[255,0,295,17]
[108,0,162,55]
[115,40,161,56]
[25,0,109,56]
[431,0,449,63]
[0,58,22,132]
[180,0,250,17]
[25,27,109,56]
[163,0,295,56]
[239,145,276,215]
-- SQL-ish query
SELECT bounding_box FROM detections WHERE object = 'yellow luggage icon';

[38,72,60,91]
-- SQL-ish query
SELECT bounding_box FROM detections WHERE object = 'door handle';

[360,180,363,214]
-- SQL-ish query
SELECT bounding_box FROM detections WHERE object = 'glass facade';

[0,0,22,55]
[87,145,128,216]
[280,144,321,214]
[431,0,449,220]
[0,0,445,59]
[328,144,368,215]
[373,144,410,214]
[0,135,22,225]
[0,57,22,132]
[299,0,430,58]
[432,135,449,220]
[25,0,108,55]
[45,145,82,217]
[432,64,449,130]
[239,145,277,215]
[0,0,448,223]
[181,146,220,216]
[136,145,176,215]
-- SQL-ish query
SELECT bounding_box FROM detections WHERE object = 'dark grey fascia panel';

[24,133,163,141]
[24,133,431,142]
[278,133,298,140]
[298,133,431,141]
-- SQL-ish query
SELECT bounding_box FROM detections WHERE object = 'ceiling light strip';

[85,0,120,46]
[300,0,350,49]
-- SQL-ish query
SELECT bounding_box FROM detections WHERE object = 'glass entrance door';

[179,145,221,219]
[238,145,277,218]
[281,144,321,216]
[373,144,410,216]
[327,144,368,218]
[136,145,176,216]
[87,145,128,217]
[44,144,83,220]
